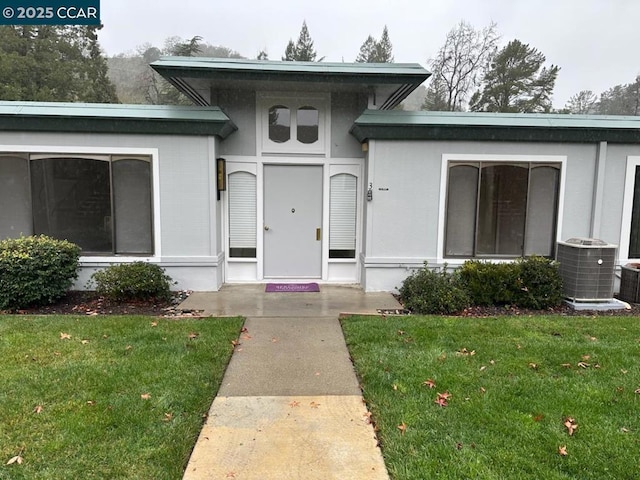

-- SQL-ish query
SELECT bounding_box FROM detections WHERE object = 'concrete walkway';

[180,285,401,480]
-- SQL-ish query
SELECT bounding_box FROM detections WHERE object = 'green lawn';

[0,315,243,480]
[342,315,640,480]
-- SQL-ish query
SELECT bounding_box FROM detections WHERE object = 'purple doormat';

[265,283,320,293]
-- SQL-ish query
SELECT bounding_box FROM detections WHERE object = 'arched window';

[296,106,319,144]
[268,105,291,143]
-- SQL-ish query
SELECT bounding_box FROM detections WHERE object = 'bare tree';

[565,90,597,114]
[423,21,499,111]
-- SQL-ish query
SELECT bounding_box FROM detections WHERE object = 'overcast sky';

[98,0,640,108]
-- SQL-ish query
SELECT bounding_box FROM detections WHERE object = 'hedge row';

[399,256,563,314]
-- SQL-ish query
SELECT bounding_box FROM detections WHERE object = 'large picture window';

[0,154,153,255]
[445,161,560,258]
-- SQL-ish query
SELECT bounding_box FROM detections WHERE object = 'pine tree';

[282,21,319,61]
[355,26,394,63]
[470,39,559,113]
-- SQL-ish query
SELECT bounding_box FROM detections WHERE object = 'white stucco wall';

[0,131,222,291]
[360,138,640,292]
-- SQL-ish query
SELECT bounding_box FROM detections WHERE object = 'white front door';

[263,165,323,278]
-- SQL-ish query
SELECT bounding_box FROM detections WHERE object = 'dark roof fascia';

[151,58,430,86]
[0,103,237,138]
[351,112,640,144]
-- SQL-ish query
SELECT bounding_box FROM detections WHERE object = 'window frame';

[620,156,640,262]
[0,146,161,261]
[257,93,330,156]
[437,154,566,265]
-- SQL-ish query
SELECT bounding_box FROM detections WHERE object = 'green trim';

[351,110,640,144]
[151,57,429,84]
[0,102,237,138]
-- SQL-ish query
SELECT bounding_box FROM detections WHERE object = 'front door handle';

[316,228,321,241]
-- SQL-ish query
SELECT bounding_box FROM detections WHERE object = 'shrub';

[0,235,81,310]
[399,263,470,314]
[90,262,174,302]
[457,260,518,306]
[514,256,563,309]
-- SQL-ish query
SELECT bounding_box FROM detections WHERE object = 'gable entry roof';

[151,57,431,110]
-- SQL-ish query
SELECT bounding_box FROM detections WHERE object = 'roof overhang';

[151,57,431,110]
[351,110,640,144]
[0,101,237,137]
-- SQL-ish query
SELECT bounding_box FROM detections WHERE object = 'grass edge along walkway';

[342,314,640,480]
[0,314,244,480]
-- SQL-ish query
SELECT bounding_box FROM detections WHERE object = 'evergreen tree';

[564,90,597,114]
[0,25,118,103]
[355,26,394,63]
[282,21,319,61]
[470,39,559,113]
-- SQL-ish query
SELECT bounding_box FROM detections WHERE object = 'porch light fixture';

[216,157,226,200]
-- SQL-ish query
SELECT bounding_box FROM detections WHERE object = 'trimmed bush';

[457,260,518,306]
[514,256,563,309]
[90,262,174,302]
[0,235,81,310]
[399,263,470,314]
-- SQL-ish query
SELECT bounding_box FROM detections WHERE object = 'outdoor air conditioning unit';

[556,238,617,302]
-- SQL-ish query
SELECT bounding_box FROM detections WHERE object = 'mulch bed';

[6,291,640,318]
[6,290,201,317]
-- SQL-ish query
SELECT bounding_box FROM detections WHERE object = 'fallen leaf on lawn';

[621,427,630,433]
[125,345,133,351]
[102,335,108,339]
[564,417,578,436]
[457,348,475,356]
[577,362,590,369]
[516,344,522,349]
[289,400,300,407]
[582,355,591,361]
[392,384,398,391]
[589,336,597,341]
[635,388,640,395]
[240,326,248,333]
[81,340,89,345]
[163,413,173,422]
[594,364,601,369]
[561,363,572,368]
[188,332,199,340]
[480,387,486,394]
[438,391,452,400]
[150,321,158,327]
[231,339,240,347]
[621,369,628,374]
[397,330,405,335]
[53,352,61,356]
[6,455,23,465]
[397,422,407,435]
[489,360,496,365]
[533,414,544,422]
[479,366,486,371]
[363,411,373,424]
[423,379,436,389]
[33,405,43,414]
[86,400,95,406]
[437,352,447,361]
[141,393,151,400]
[558,445,568,456]
[310,401,320,409]
[528,363,538,369]
[435,397,448,407]
[60,332,71,340]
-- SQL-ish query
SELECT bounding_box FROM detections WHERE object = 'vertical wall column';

[590,141,607,239]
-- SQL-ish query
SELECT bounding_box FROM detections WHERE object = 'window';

[629,166,640,258]
[228,171,257,258]
[329,173,357,259]
[0,154,153,255]
[445,162,560,257]
[259,93,328,155]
